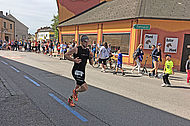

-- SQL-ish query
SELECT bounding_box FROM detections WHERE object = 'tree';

[51,14,59,41]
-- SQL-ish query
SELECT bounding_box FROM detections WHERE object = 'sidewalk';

[40,51,189,84]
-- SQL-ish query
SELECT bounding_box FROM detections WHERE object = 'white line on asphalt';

[10,66,20,73]
[24,75,40,87]
[49,93,88,122]
[1,61,8,65]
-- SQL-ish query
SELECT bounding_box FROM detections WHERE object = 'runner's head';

[81,35,89,48]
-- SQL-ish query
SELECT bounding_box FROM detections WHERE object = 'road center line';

[48,93,88,122]
[24,75,40,87]
[1,61,8,65]
[10,66,20,73]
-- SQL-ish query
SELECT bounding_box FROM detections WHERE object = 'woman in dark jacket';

[155,43,162,77]
[131,44,144,74]
[149,45,158,77]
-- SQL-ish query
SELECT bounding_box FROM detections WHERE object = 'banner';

[144,34,158,49]
[164,38,178,53]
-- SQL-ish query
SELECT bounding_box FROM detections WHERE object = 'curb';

[0,76,16,96]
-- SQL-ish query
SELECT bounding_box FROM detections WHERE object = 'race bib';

[75,70,84,77]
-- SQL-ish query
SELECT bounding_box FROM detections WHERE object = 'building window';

[103,33,130,55]
[50,34,54,37]
[4,22,6,28]
[61,34,75,43]
[79,34,97,48]
[10,24,12,29]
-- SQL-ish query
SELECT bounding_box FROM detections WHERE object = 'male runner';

[65,35,93,107]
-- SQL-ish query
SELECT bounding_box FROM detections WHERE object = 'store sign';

[164,38,178,53]
[133,24,151,30]
[144,34,158,49]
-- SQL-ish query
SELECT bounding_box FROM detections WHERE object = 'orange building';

[57,0,190,72]
[57,0,111,23]
[0,11,15,42]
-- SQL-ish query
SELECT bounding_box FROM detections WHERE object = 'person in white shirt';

[98,42,109,72]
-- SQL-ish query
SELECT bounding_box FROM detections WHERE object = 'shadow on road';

[169,86,190,90]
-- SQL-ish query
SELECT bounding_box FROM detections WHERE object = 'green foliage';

[51,14,59,40]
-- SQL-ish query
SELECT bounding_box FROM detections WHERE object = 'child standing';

[186,55,190,84]
[162,54,174,87]
[113,47,125,76]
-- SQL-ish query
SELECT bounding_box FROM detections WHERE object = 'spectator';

[155,43,162,77]
[98,42,109,72]
[149,45,158,77]
[57,43,60,55]
[0,40,2,50]
[161,54,174,87]
[131,44,144,74]
[113,47,125,76]
[186,55,190,84]
[42,41,46,54]
[63,42,68,60]
[49,40,53,57]
[60,41,64,60]
[37,41,41,53]
[91,41,97,61]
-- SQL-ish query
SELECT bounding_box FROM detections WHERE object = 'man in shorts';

[98,42,109,72]
[65,35,93,107]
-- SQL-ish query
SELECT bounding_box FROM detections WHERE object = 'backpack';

[133,49,138,60]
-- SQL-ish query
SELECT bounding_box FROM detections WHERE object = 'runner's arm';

[65,47,80,63]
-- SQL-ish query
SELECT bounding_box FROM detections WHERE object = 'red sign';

[59,0,100,15]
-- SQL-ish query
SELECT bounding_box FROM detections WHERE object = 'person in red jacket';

[186,55,190,83]
[57,43,60,55]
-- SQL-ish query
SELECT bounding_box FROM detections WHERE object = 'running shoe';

[166,84,171,87]
[73,89,78,101]
[113,71,117,74]
[122,72,125,76]
[68,98,75,107]
[131,70,134,74]
[161,83,166,87]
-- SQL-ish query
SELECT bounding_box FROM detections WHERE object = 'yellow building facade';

[58,0,190,71]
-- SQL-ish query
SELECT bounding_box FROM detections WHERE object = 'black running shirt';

[73,46,90,72]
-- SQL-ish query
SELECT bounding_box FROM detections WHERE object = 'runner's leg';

[76,83,88,92]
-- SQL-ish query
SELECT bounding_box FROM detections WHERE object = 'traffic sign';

[133,24,151,30]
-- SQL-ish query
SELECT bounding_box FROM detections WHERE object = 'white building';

[36,27,54,42]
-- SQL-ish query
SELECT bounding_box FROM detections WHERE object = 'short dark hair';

[165,54,171,57]
[81,35,89,42]
[152,45,156,48]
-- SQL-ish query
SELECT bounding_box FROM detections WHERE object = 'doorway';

[5,36,9,42]
[181,34,190,72]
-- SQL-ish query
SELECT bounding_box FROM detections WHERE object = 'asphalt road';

[0,51,190,126]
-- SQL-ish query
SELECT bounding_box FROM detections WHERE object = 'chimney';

[0,11,3,15]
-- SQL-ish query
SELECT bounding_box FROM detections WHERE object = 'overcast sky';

[0,0,58,34]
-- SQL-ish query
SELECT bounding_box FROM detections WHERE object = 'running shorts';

[72,69,86,86]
